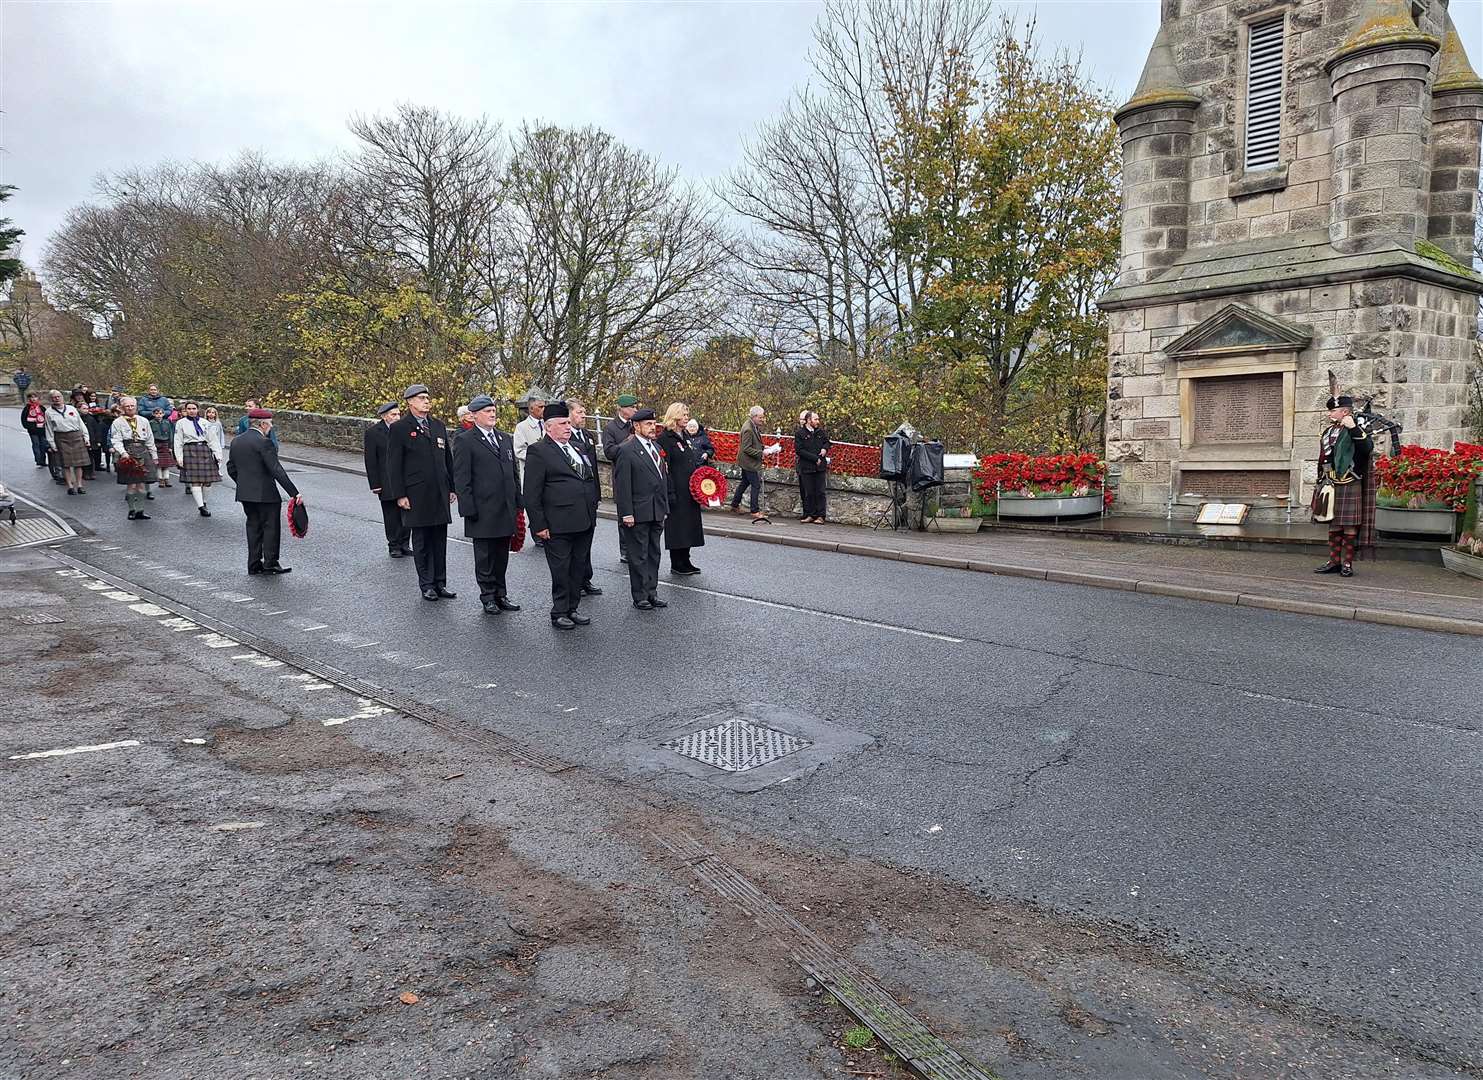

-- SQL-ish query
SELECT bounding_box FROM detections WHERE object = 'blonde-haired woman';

[656,402,704,575]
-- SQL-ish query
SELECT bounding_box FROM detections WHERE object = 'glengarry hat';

[403,383,430,400]
[1326,394,1354,409]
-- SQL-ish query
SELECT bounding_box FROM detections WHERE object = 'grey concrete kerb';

[278,451,1483,638]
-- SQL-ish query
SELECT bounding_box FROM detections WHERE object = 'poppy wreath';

[509,509,528,553]
[116,455,148,482]
[286,495,309,538]
[689,465,728,508]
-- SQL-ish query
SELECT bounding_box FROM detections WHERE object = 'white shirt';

[109,415,157,460]
[174,415,226,466]
[636,437,662,472]
[43,404,86,446]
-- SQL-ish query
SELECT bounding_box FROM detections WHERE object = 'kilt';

[1312,478,1364,528]
[53,429,91,468]
[154,439,177,469]
[178,441,221,485]
[116,440,159,485]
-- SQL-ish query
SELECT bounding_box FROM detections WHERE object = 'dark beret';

[1326,395,1354,409]
[630,408,656,422]
[467,394,495,412]
[403,383,430,399]
[376,401,397,416]
[248,408,274,420]
[616,394,640,407]
[543,401,570,419]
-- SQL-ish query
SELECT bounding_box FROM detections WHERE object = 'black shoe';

[76,488,86,495]
[568,611,591,626]
[1314,561,1343,574]
[66,488,75,495]
[482,601,502,615]
[135,512,150,520]
[422,588,440,601]
[249,566,264,575]
[436,586,457,599]
[632,600,654,610]
[580,583,603,596]
[390,549,404,558]
[265,565,291,575]
[399,546,415,557]
[127,511,138,520]
[551,615,576,629]
[673,565,701,576]
[495,597,521,612]
[1339,564,1354,577]
[199,507,210,517]
[145,492,154,500]
[648,596,668,609]
[619,556,628,564]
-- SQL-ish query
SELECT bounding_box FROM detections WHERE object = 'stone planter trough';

[1375,506,1457,538]
[997,494,1104,521]
[929,516,983,533]
[1440,547,1483,581]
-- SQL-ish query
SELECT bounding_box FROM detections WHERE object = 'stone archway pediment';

[1164,302,1314,359]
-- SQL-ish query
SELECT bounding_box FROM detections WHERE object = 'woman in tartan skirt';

[1311,393,1375,578]
[173,401,226,517]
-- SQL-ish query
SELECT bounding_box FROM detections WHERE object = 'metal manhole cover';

[661,718,811,773]
[13,612,65,625]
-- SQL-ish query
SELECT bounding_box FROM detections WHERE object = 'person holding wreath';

[657,402,704,575]
[794,409,832,524]
[109,397,158,520]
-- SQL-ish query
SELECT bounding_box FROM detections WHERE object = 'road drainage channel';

[47,546,999,1080]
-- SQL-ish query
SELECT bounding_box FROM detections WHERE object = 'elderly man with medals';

[364,401,413,558]
[1311,378,1376,579]
[524,402,598,629]
[384,383,457,601]
[452,394,523,616]
[612,408,671,610]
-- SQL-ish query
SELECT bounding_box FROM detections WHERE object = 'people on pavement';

[149,407,176,488]
[685,417,716,466]
[83,392,112,474]
[226,408,299,574]
[172,401,226,517]
[602,394,640,564]
[235,399,280,448]
[136,383,172,420]
[21,393,48,468]
[452,395,523,616]
[657,403,704,575]
[1312,390,1376,579]
[567,399,604,599]
[613,408,670,609]
[383,384,457,601]
[69,390,97,484]
[794,409,832,524]
[730,404,779,522]
[363,401,413,558]
[523,401,598,629]
[44,390,91,496]
[202,406,226,464]
[109,397,159,520]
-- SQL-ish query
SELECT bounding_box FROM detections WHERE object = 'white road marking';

[231,653,260,660]
[264,609,288,616]
[564,707,578,713]
[81,581,111,591]
[78,538,103,544]
[196,633,239,649]
[181,738,207,745]
[657,580,965,643]
[128,602,171,616]
[158,617,199,632]
[303,682,335,691]
[219,593,253,603]
[100,546,121,551]
[323,700,395,727]
[280,673,314,681]
[208,822,265,832]
[9,740,141,761]
[103,590,141,602]
[347,641,380,649]
[414,662,438,670]
[301,623,328,631]
[481,683,499,688]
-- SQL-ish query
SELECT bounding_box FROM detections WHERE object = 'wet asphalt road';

[3,419,1480,1066]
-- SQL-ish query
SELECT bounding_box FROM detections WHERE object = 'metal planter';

[996,494,1104,520]
[1375,506,1457,537]
[1441,547,1483,581]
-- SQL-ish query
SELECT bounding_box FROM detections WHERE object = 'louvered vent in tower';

[1244,17,1285,170]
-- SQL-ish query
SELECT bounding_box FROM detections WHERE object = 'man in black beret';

[612,408,670,609]
[383,384,457,601]
[1311,388,1375,578]
[364,401,412,558]
[453,394,523,615]
[523,402,597,629]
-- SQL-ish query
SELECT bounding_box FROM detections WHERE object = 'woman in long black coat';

[657,403,704,575]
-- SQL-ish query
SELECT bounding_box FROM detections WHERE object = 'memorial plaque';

[1191,373,1284,445]
[1180,469,1291,499]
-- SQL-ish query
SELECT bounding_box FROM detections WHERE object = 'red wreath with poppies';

[116,455,148,482]
[286,495,309,538]
[510,509,528,553]
[689,465,728,508]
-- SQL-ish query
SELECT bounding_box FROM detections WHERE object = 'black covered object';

[286,495,308,538]
[880,431,912,481]
[908,441,944,491]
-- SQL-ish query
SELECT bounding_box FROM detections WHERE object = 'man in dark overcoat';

[601,394,639,564]
[364,401,412,558]
[568,399,604,598]
[523,402,597,629]
[383,383,457,601]
[612,408,670,609]
[226,408,300,575]
[452,395,523,615]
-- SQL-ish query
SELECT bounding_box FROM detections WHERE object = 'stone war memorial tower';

[1100,0,1483,519]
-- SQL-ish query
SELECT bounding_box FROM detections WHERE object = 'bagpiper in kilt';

[1311,391,1376,578]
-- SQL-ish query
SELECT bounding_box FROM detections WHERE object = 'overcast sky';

[4,1,1480,266]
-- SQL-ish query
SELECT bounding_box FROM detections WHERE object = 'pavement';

[275,438,1483,635]
[2,416,1482,1078]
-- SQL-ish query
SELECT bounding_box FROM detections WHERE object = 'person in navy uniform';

[452,394,523,616]
[612,408,670,609]
[226,408,299,575]
[363,401,412,558]
[383,384,457,601]
[523,402,597,629]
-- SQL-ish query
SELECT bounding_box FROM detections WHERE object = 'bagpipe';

[1354,397,1404,457]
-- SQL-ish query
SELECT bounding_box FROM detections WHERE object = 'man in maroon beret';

[227,408,300,575]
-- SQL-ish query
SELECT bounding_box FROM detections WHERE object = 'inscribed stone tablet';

[1192,374,1284,445]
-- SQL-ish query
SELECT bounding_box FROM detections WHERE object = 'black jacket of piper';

[363,420,393,494]
[524,436,598,536]
[613,436,670,524]
[382,413,453,528]
[452,425,522,539]
[227,428,299,504]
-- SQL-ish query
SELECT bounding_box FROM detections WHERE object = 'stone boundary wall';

[203,400,973,529]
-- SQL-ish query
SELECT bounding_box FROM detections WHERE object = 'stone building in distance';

[1099,0,1482,519]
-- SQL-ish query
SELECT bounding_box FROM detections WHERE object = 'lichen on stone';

[1329,0,1440,65]
[1414,239,1474,277]
[1435,24,1483,94]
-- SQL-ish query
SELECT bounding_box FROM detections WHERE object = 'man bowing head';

[383,384,457,602]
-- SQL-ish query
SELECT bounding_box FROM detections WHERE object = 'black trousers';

[27,430,47,466]
[379,498,411,552]
[411,525,448,591]
[242,501,282,570]
[543,528,594,617]
[472,537,511,601]
[799,471,827,518]
[731,468,761,512]
[621,521,663,602]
